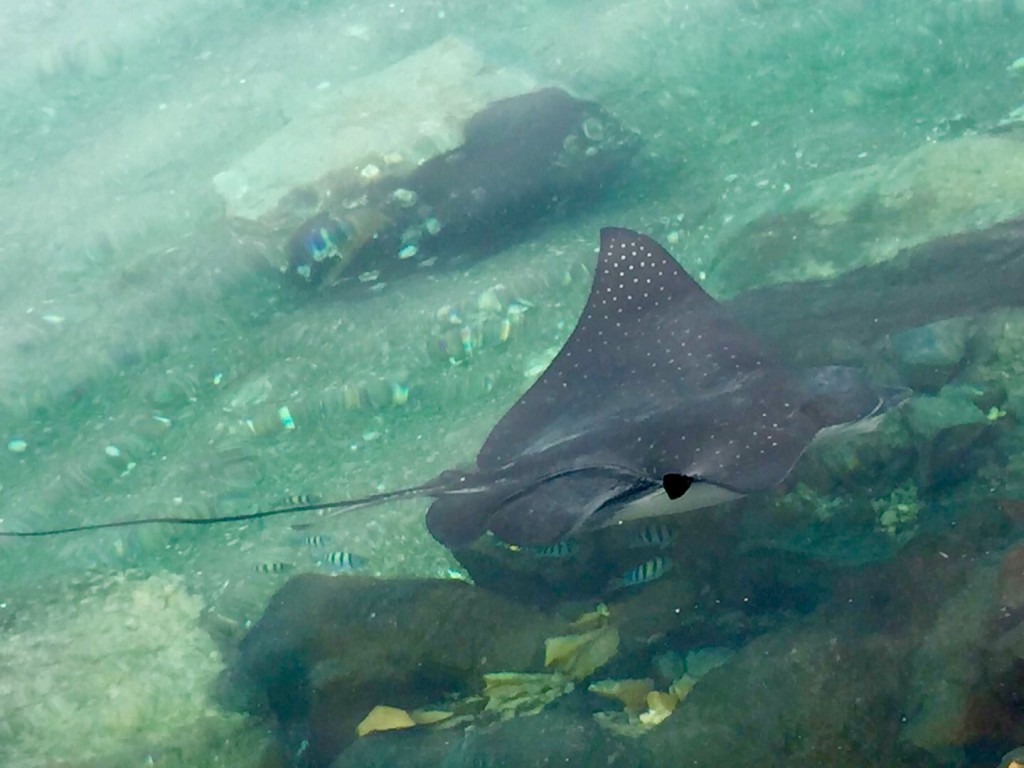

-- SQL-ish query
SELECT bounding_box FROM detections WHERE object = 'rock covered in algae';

[888,317,972,392]
[901,384,998,489]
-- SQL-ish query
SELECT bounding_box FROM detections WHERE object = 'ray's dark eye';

[662,473,693,500]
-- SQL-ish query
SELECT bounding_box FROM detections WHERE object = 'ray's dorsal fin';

[476,227,774,471]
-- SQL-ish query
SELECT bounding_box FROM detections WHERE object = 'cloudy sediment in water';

[3,1,1024,766]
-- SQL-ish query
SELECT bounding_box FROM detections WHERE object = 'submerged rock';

[903,385,996,488]
[225,574,561,767]
[723,208,1024,371]
[901,563,1000,755]
[226,505,1024,768]
[214,37,538,222]
[332,706,642,768]
[227,562,721,766]
[285,87,639,291]
[633,537,997,768]
[638,621,909,767]
[888,317,972,392]
[712,135,1024,295]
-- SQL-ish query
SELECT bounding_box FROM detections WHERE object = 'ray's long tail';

[0,485,430,538]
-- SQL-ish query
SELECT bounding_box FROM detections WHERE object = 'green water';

[2,1,1024,766]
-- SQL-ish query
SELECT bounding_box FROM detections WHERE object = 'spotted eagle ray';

[0,228,900,546]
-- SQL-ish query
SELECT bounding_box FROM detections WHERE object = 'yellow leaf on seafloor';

[638,690,677,726]
[409,709,454,725]
[356,705,417,737]
[668,673,696,702]
[480,671,574,718]
[482,671,570,696]
[588,678,655,713]
[544,624,620,680]
[570,603,610,631]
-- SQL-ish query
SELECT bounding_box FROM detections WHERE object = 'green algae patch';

[0,572,260,768]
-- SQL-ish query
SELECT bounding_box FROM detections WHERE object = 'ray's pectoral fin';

[488,470,639,547]
[424,485,507,552]
[426,469,643,550]
[662,473,694,500]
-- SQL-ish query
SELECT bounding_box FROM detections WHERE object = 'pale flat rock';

[214,36,537,220]
[713,134,1024,294]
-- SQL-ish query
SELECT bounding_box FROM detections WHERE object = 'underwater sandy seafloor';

[4,0,1024,766]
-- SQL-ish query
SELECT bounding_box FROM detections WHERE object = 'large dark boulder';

[286,87,640,290]
[225,574,561,767]
[331,707,642,768]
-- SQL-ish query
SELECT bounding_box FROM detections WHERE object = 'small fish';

[459,326,475,355]
[444,567,470,581]
[302,534,330,549]
[612,556,672,589]
[532,540,577,558]
[435,304,462,325]
[254,562,293,574]
[281,494,321,507]
[319,551,366,572]
[302,227,342,263]
[390,381,409,406]
[631,523,675,549]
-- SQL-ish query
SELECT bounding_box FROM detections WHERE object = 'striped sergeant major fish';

[319,551,367,572]
[611,556,672,590]
[281,494,320,506]
[532,539,577,558]
[254,562,293,574]
[630,523,675,549]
